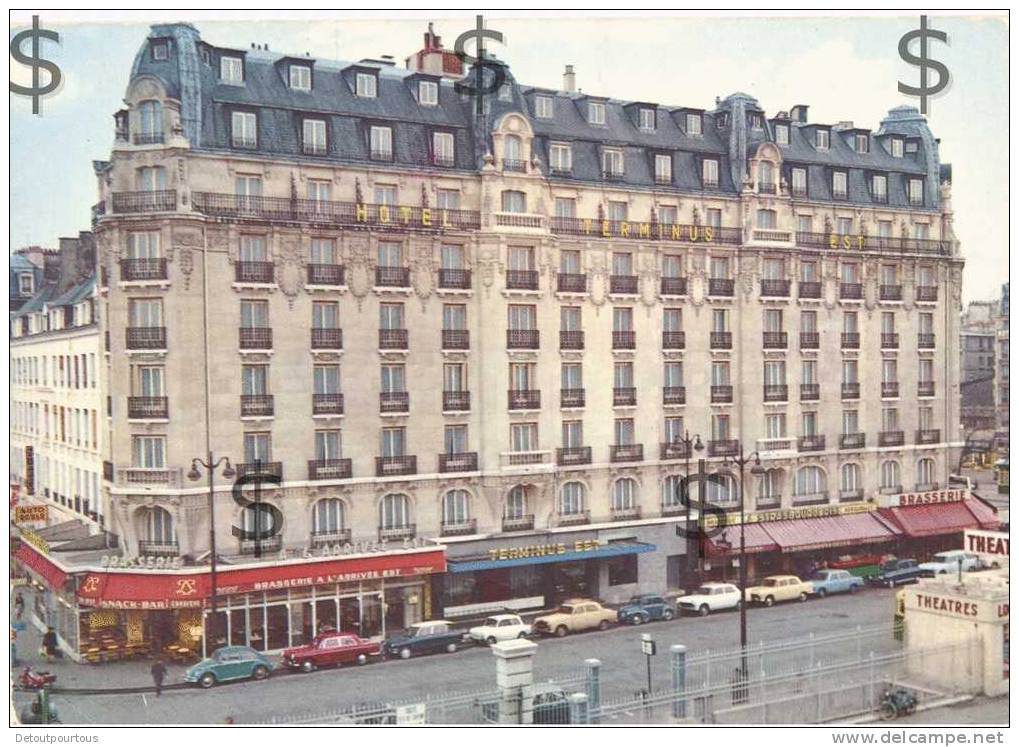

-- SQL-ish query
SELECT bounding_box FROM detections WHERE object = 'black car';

[383,620,462,659]
[866,558,926,587]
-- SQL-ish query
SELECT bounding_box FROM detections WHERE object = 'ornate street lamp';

[188,455,235,615]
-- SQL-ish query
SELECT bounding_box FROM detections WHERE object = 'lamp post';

[677,431,704,588]
[187,454,235,615]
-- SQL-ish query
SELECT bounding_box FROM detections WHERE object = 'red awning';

[761,512,901,552]
[879,500,999,538]
[703,523,779,556]
[15,543,68,590]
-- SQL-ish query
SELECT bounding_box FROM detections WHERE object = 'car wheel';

[887,579,896,588]
[698,604,710,617]
[199,672,217,689]
[598,619,610,631]
[764,596,775,607]
[446,642,458,654]
[633,614,645,626]
[816,588,827,598]
[301,660,316,674]
[662,609,674,621]
[487,636,498,645]
[357,654,367,666]
[252,665,269,681]
[798,592,808,602]
[517,631,528,639]
[848,584,857,594]
[938,569,947,575]
[399,647,412,660]
[555,625,568,638]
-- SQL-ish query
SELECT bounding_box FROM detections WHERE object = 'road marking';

[141,693,148,707]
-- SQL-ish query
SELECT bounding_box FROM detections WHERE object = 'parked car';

[918,550,984,576]
[383,620,462,659]
[616,594,677,625]
[746,576,813,606]
[808,569,865,597]
[281,631,382,672]
[676,583,743,616]
[184,645,273,688]
[468,614,532,644]
[533,599,616,637]
[867,559,926,587]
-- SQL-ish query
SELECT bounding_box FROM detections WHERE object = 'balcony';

[612,331,636,350]
[841,333,860,349]
[661,277,687,296]
[880,285,903,301]
[508,389,541,410]
[660,441,691,460]
[379,329,409,350]
[441,519,478,537]
[116,467,183,487]
[916,429,941,444]
[138,540,179,557]
[708,439,739,457]
[708,278,735,297]
[878,431,905,447]
[312,393,344,415]
[235,261,275,284]
[710,331,732,349]
[763,384,788,402]
[661,502,686,518]
[610,444,644,463]
[506,269,539,291]
[800,332,819,349]
[110,189,176,213]
[370,149,394,162]
[132,131,165,146]
[307,263,345,286]
[127,396,168,420]
[762,331,787,349]
[560,388,586,408]
[792,493,830,507]
[375,456,417,477]
[557,273,587,293]
[798,435,826,452]
[239,327,273,350]
[502,514,535,532]
[311,328,342,350]
[760,279,791,297]
[376,266,411,287]
[662,331,685,350]
[495,212,543,229]
[240,394,274,417]
[918,382,935,397]
[380,391,410,413]
[610,275,638,295]
[126,327,166,350]
[602,169,625,182]
[916,286,938,302]
[507,329,539,349]
[798,281,822,299]
[432,154,455,168]
[559,330,584,350]
[613,387,637,407]
[839,489,865,503]
[839,282,863,300]
[236,461,283,480]
[918,333,936,349]
[800,384,820,401]
[550,166,573,178]
[307,458,352,481]
[840,433,866,450]
[239,535,283,555]
[881,333,899,349]
[378,525,416,542]
[503,158,527,173]
[438,452,479,473]
[841,383,860,400]
[120,258,168,282]
[556,446,592,466]
[663,386,686,406]
[303,142,328,157]
[711,385,733,403]
[558,511,591,527]
[311,529,352,548]
[611,506,643,522]
[882,382,900,399]
[438,268,472,290]
[757,438,792,453]
[757,182,778,195]
[442,390,471,412]
[441,329,470,350]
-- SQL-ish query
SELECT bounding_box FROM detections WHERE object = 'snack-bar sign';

[886,488,967,508]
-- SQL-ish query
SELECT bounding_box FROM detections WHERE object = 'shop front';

[878,490,1001,558]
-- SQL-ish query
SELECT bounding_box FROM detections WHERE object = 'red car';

[282,632,382,673]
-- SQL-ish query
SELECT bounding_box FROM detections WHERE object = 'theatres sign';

[884,488,968,508]
[965,529,1009,563]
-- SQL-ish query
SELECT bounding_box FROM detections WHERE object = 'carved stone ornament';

[345,237,373,307]
[639,253,660,307]
[588,249,609,307]
[172,226,202,290]
[411,242,436,305]
[276,233,305,307]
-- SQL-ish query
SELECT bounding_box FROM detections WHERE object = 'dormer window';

[549,143,572,175]
[908,178,924,206]
[905,141,918,154]
[231,111,257,149]
[302,118,327,156]
[871,174,887,202]
[686,113,702,136]
[602,149,624,179]
[891,138,904,158]
[748,112,764,129]
[369,125,392,160]
[535,95,553,119]
[418,80,438,106]
[289,65,312,91]
[702,158,719,188]
[775,123,789,145]
[151,41,169,61]
[498,83,512,102]
[220,55,244,84]
[356,72,377,98]
[639,108,655,131]
[815,129,830,150]
[832,170,848,199]
[855,133,869,154]
[432,132,454,167]
[18,274,33,295]
[654,154,672,185]
[588,101,605,126]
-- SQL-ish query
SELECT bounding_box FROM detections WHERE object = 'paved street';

[14,586,900,724]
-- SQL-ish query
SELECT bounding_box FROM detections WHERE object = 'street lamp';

[188,454,236,615]
[676,431,704,588]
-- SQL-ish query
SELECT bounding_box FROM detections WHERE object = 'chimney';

[563,64,576,93]
[425,21,441,50]
[790,104,809,123]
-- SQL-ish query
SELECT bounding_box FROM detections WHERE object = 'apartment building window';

[356,72,377,98]
[554,197,576,218]
[881,460,901,491]
[800,311,817,337]
[315,430,341,462]
[917,458,935,488]
[919,312,934,336]
[560,482,586,516]
[314,364,340,396]
[802,360,817,386]
[561,362,583,391]
[815,129,830,150]
[795,466,825,497]
[711,414,730,440]
[560,306,582,335]
[842,410,859,436]
[231,111,257,148]
[510,362,536,392]
[872,174,887,201]
[612,252,634,278]
[663,308,682,334]
[711,361,731,387]
[775,123,789,144]
[764,361,786,387]
[882,359,898,384]
[302,119,327,155]
[710,257,729,281]
[443,363,466,396]
[663,362,684,394]
[654,153,672,183]
[560,250,581,277]
[757,209,777,229]
[914,223,930,241]
[607,201,628,223]
[764,308,783,333]
[711,308,729,334]
[842,313,858,338]
[613,307,633,333]
[128,298,163,328]
[288,64,312,91]
[510,423,538,452]
[313,498,345,535]
[436,189,460,210]
[614,418,635,445]
[241,366,268,401]
[549,143,572,173]
[919,406,933,430]
[220,55,243,83]
[128,231,161,261]
[686,113,702,135]
[791,167,807,196]
[535,95,553,119]
[908,178,924,205]
[418,79,438,106]
[802,412,819,437]
[381,364,406,394]
[882,407,900,432]
[614,361,634,390]
[380,494,411,530]
[602,149,624,177]
[662,255,683,281]
[369,126,392,160]
[705,208,722,228]
[638,107,656,131]
[875,220,892,238]
[375,185,397,205]
[832,170,848,199]
[797,215,813,233]
[588,101,605,125]
[702,158,719,187]
[379,303,404,330]
[842,359,859,385]
[657,205,677,225]
[376,242,402,270]
[307,239,337,268]
[508,304,536,332]
[562,421,583,448]
[505,486,529,520]
[239,234,267,263]
[380,428,407,458]
[765,414,786,440]
[432,131,455,165]
[132,435,165,468]
[136,165,166,191]
[919,358,934,385]
[501,190,526,213]
[664,416,684,445]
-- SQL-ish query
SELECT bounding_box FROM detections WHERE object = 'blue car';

[616,594,677,625]
[184,645,274,688]
[809,569,865,597]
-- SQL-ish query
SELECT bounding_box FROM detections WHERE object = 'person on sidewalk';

[41,627,58,663]
[150,658,168,697]
[14,593,25,620]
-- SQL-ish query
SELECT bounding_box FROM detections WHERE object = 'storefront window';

[608,555,638,586]
[509,566,543,598]
[384,586,406,632]
[361,593,383,638]
[266,605,288,650]
[248,606,266,650]
[446,573,479,606]
[315,598,337,634]
[229,608,246,646]
[292,602,312,646]
[206,610,228,649]
[340,596,360,635]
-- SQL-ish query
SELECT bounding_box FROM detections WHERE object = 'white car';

[467,614,532,644]
[918,550,983,576]
[676,582,743,616]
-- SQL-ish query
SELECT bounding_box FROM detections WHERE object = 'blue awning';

[448,540,656,573]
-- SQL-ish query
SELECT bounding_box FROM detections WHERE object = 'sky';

[9,10,1009,304]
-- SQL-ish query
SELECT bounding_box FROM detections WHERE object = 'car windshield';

[557,605,575,614]
[694,586,715,595]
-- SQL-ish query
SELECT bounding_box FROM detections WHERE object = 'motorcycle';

[18,666,57,689]
[879,687,917,720]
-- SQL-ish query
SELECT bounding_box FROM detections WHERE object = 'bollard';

[671,643,687,719]
[568,692,589,724]
[492,638,538,724]
[584,658,601,724]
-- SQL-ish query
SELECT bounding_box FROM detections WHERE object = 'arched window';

[612,478,638,510]
[661,475,687,509]
[142,506,174,544]
[880,460,901,491]
[138,100,163,142]
[501,189,526,213]
[504,134,522,162]
[379,493,411,529]
[758,469,783,502]
[794,466,827,497]
[705,473,736,504]
[505,485,528,519]
[756,208,777,229]
[442,489,471,526]
[916,458,935,488]
[559,482,586,515]
[758,160,775,188]
[312,498,345,535]
[840,463,861,493]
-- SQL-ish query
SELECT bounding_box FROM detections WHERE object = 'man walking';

[41,627,58,663]
[14,592,25,620]
[150,658,168,697]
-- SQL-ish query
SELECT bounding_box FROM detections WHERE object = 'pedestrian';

[14,592,25,620]
[11,627,18,668]
[41,627,58,663]
[150,658,168,697]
